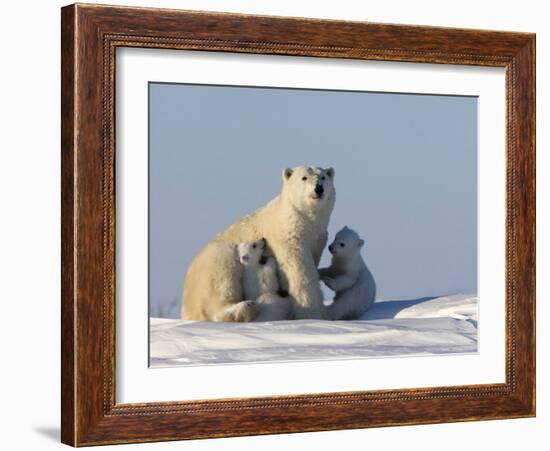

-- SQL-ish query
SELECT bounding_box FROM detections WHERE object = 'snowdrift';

[150,294,478,367]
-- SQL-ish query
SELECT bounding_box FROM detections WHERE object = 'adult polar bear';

[182,166,335,321]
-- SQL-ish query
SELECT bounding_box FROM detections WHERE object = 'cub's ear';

[283,167,293,181]
[325,167,334,178]
[357,239,365,248]
[236,243,245,256]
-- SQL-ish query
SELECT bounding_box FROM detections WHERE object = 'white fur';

[182,166,335,321]
[237,239,291,321]
[237,239,278,300]
[319,227,376,320]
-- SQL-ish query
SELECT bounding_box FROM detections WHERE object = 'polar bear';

[237,238,291,321]
[319,226,376,320]
[182,166,335,321]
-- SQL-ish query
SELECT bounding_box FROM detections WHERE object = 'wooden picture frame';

[61,3,535,446]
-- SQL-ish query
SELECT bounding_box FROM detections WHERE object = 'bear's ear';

[357,239,365,248]
[325,167,334,178]
[283,167,293,181]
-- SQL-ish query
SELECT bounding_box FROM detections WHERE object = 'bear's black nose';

[314,184,324,195]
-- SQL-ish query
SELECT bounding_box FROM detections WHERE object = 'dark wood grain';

[60,5,75,446]
[61,3,536,446]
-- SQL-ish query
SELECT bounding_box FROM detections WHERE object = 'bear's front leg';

[279,248,328,320]
[323,274,356,293]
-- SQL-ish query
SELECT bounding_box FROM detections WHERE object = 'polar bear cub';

[237,239,291,321]
[319,227,376,320]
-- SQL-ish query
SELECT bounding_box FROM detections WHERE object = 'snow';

[149,294,478,367]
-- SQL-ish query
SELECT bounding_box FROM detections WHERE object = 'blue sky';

[148,83,477,316]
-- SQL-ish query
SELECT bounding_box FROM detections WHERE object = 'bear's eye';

[340,243,345,247]
[301,176,307,181]
[321,176,326,181]
[252,244,256,249]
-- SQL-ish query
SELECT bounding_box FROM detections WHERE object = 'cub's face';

[237,239,266,266]
[282,166,335,212]
[328,226,364,258]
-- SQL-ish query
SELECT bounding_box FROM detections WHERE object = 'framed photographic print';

[61,3,536,446]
